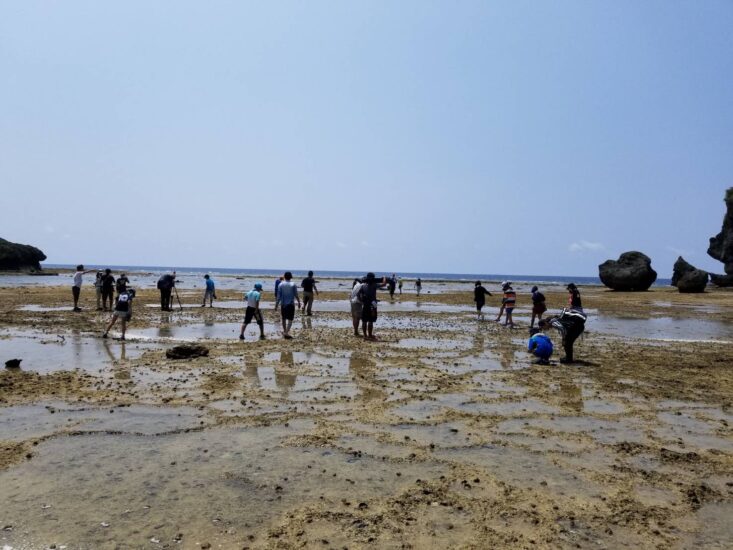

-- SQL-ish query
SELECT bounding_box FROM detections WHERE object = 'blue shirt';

[205,278,215,291]
[276,281,299,306]
[528,333,553,358]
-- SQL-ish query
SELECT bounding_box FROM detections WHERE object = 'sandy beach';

[1,279,732,549]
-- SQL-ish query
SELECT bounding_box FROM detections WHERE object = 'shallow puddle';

[0,330,156,374]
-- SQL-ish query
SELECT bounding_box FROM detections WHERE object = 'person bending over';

[540,308,587,363]
[528,326,553,365]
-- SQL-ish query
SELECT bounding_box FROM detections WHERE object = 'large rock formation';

[708,187,733,274]
[671,256,708,293]
[0,238,47,271]
[710,273,733,287]
[598,251,658,291]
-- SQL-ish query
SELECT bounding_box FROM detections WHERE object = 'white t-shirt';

[73,271,83,287]
[350,283,363,304]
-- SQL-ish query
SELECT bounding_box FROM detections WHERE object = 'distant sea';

[42,264,673,287]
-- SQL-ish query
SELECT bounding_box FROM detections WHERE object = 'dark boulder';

[0,238,47,271]
[710,273,733,287]
[5,359,22,369]
[708,188,733,274]
[598,252,657,291]
[165,344,209,360]
[671,257,708,293]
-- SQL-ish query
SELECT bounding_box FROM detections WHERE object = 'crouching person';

[528,327,553,365]
[103,288,136,340]
[541,308,587,364]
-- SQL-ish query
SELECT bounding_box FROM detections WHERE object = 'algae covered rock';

[598,251,657,291]
[165,344,210,360]
[671,257,708,293]
[0,238,47,271]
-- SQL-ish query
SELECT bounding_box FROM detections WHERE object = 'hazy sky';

[2,1,732,276]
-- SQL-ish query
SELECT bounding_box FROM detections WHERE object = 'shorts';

[505,307,514,314]
[532,303,547,315]
[351,302,363,318]
[102,288,114,300]
[281,304,295,321]
[244,306,263,324]
[72,286,81,299]
[204,289,214,300]
[113,310,130,321]
[361,305,378,323]
[476,300,485,312]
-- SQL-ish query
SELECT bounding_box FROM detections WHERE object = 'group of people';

[473,280,587,364]
[71,266,587,362]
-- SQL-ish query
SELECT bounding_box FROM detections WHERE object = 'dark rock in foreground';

[0,238,47,271]
[671,257,708,293]
[5,359,22,369]
[166,344,210,360]
[708,187,733,274]
[598,251,657,291]
[710,273,733,287]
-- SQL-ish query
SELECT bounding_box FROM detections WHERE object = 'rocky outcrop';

[710,273,733,287]
[0,238,47,271]
[598,252,657,291]
[165,344,209,360]
[671,257,708,293]
[707,188,733,274]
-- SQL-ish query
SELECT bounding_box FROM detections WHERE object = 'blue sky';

[1,1,732,276]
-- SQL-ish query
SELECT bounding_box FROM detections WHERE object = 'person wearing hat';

[495,281,516,327]
[473,281,493,321]
[567,283,583,312]
[530,285,547,328]
[240,282,265,340]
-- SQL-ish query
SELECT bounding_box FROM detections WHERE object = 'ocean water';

[0,264,672,290]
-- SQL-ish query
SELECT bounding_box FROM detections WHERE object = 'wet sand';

[1,283,732,549]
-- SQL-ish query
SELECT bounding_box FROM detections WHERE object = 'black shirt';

[101,274,115,290]
[474,286,491,302]
[301,277,316,292]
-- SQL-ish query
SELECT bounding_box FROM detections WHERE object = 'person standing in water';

[388,274,397,300]
[473,281,492,320]
[360,272,387,340]
[157,271,176,311]
[301,271,319,316]
[103,288,136,341]
[71,265,96,312]
[239,283,265,340]
[495,281,516,328]
[202,274,216,307]
[349,278,364,336]
[398,277,403,295]
[415,277,422,297]
[530,285,547,328]
[277,271,301,339]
